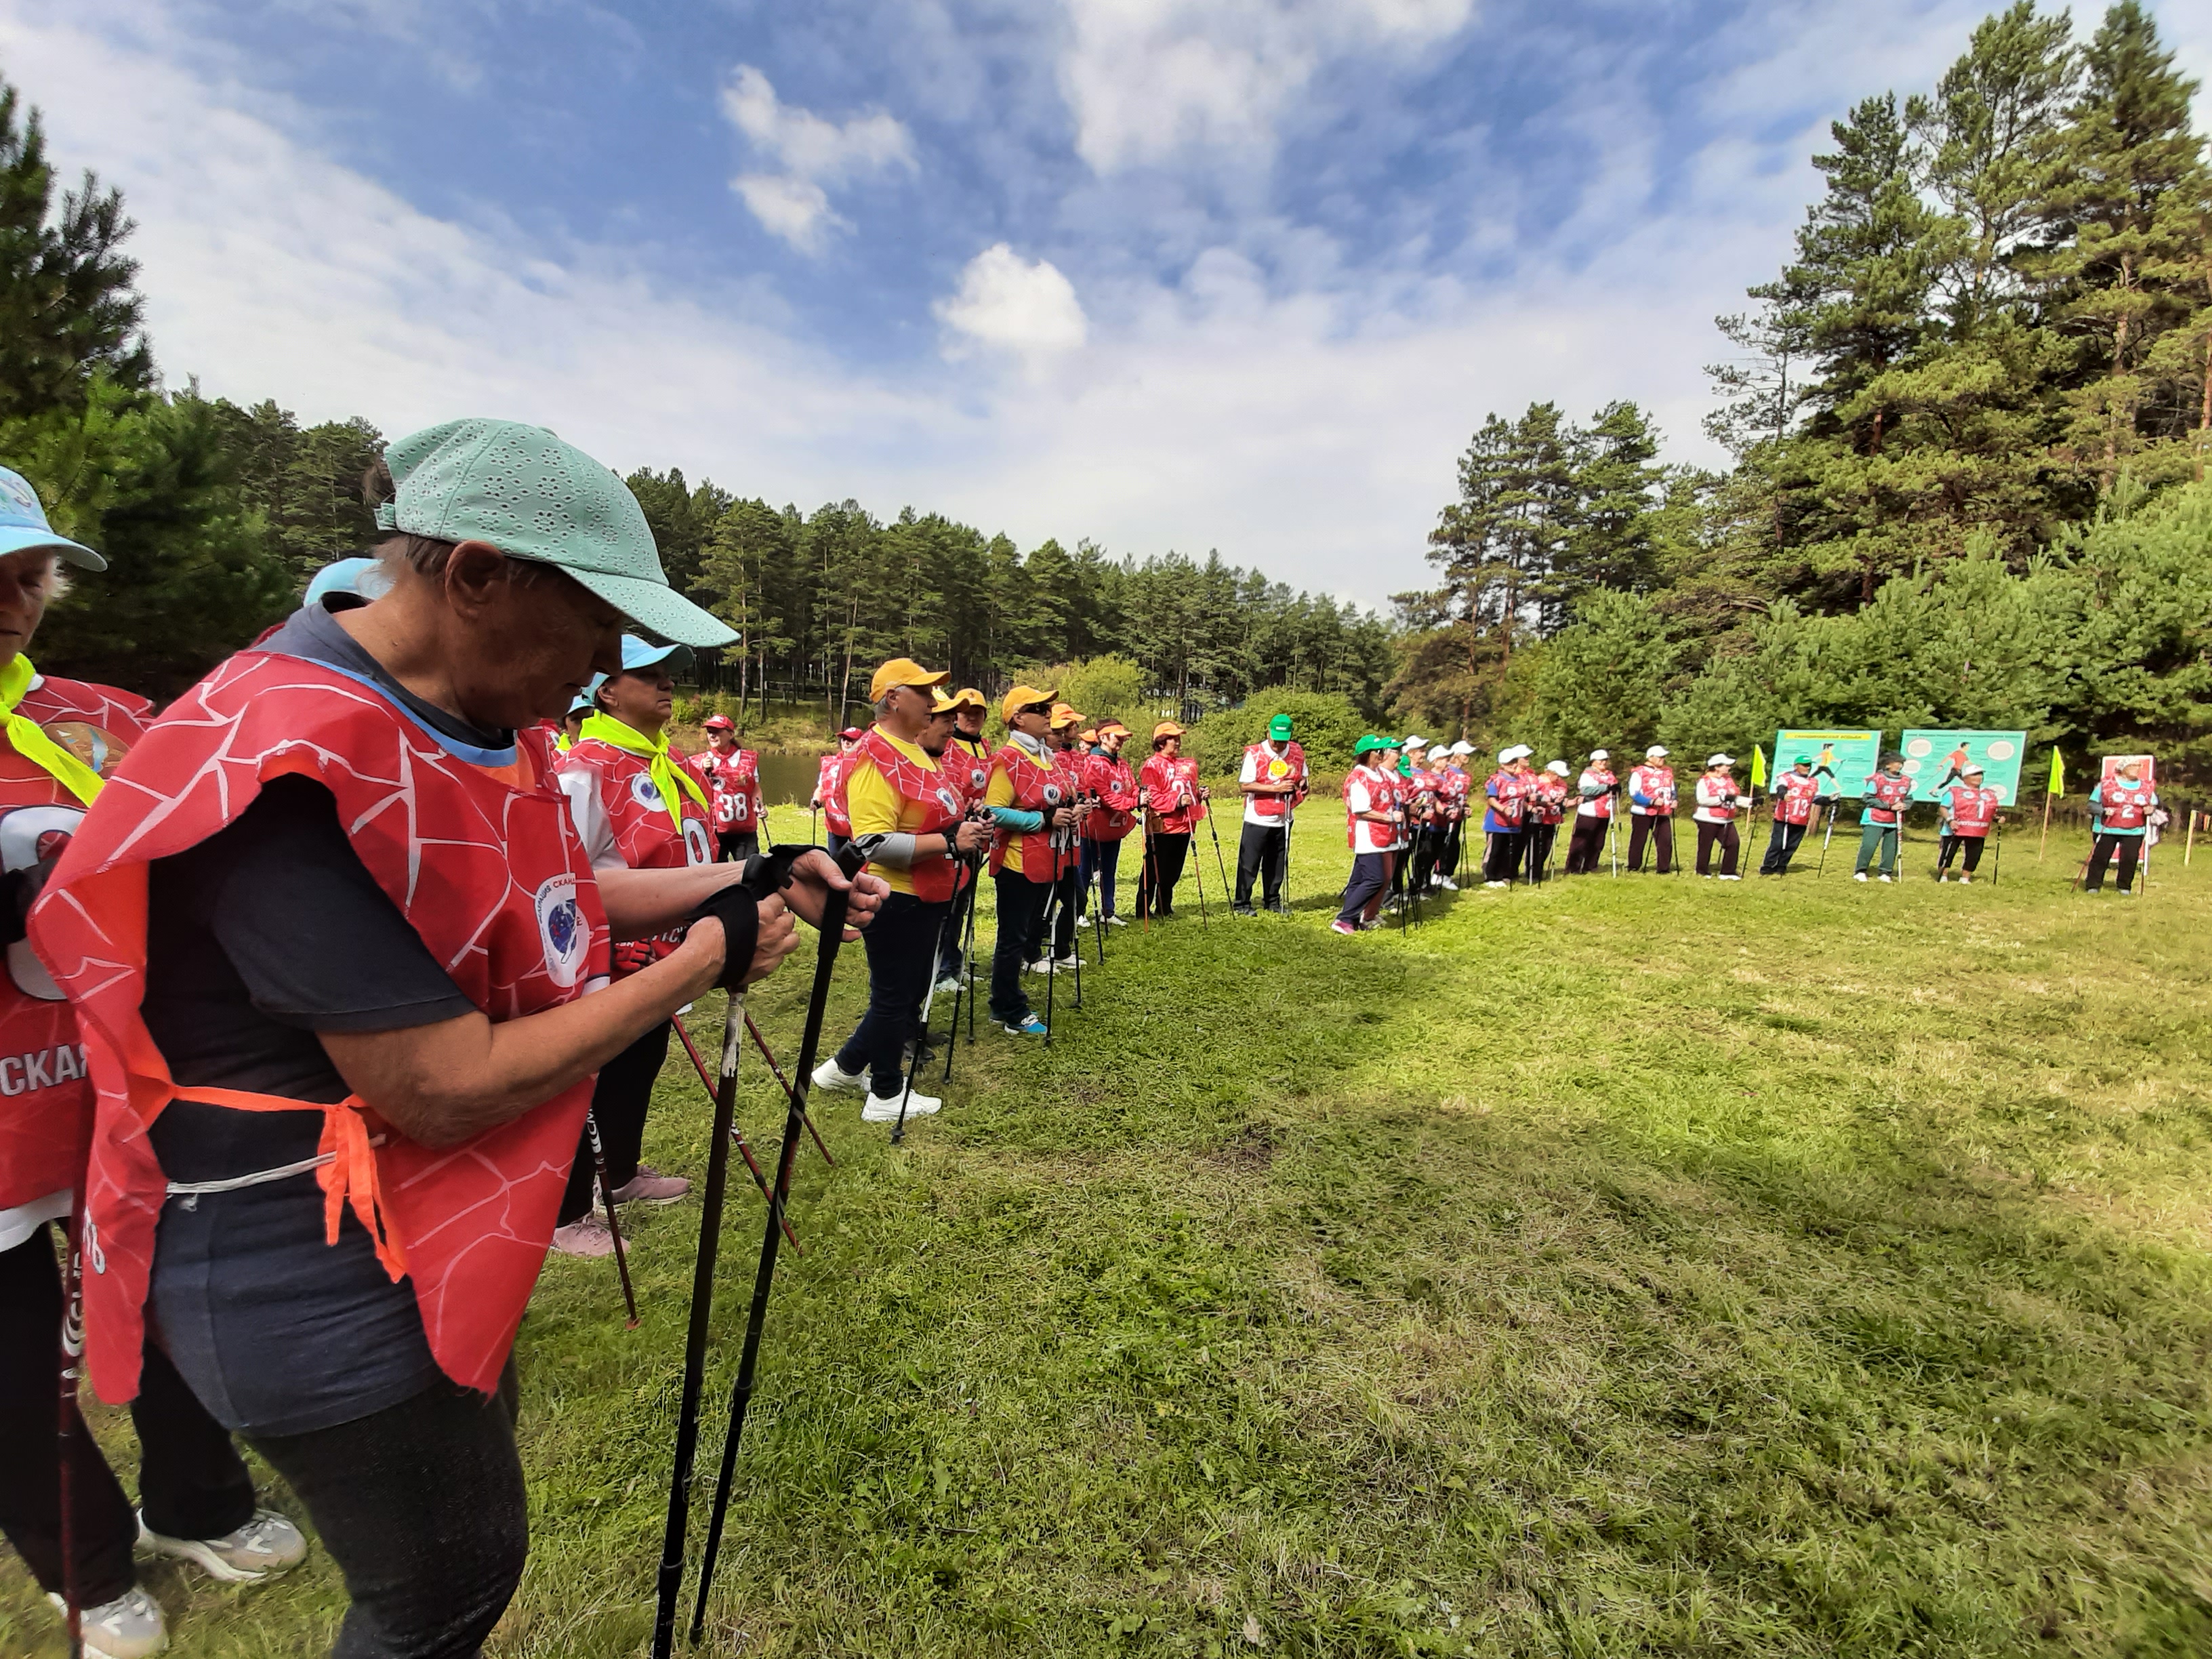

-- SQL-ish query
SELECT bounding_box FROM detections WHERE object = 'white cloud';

[1057,0,1478,173]
[936,244,1088,368]
[719,64,916,251]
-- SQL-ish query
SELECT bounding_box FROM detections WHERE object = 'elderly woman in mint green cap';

[29,421,883,1659]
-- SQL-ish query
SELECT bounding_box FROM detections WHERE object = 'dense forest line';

[2,1,2208,772]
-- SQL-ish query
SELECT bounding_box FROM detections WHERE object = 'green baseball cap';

[1268,714,1293,739]
[1353,733,1382,754]
[377,419,737,649]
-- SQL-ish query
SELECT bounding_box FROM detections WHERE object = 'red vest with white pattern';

[1862,772,1912,825]
[1244,741,1307,822]
[689,746,761,830]
[817,752,854,836]
[558,735,710,976]
[1945,784,1999,836]
[945,735,993,808]
[2097,779,2152,831]
[989,742,1072,882]
[30,653,611,1404]
[0,674,149,1212]
[853,729,967,902]
[1080,751,1138,840]
[1774,770,1822,826]
[1629,764,1675,814]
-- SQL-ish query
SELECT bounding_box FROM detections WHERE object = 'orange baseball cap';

[869,657,949,701]
[1050,703,1086,729]
[1001,684,1057,722]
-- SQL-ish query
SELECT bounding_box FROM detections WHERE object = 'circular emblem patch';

[534,873,589,989]
[42,722,129,779]
[630,773,667,811]
[0,805,84,1001]
[1042,783,1065,806]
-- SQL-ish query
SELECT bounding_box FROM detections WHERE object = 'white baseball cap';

[1708,753,1734,767]
[1498,743,1532,763]
[1589,748,1610,761]
[1645,745,1668,758]
[1450,741,1475,756]
[1546,759,1570,776]
[1403,735,1429,749]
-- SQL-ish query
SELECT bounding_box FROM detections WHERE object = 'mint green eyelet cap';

[377,419,736,649]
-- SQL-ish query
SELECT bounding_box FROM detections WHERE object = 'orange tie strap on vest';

[167,1086,409,1284]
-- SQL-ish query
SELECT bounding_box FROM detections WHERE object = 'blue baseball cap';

[0,466,106,571]
[304,556,392,610]
[583,634,691,701]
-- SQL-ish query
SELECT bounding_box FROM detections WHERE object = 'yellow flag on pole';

[2047,747,2063,797]
[1750,745,1767,787]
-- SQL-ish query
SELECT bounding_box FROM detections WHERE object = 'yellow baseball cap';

[869,657,949,701]
[947,687,987,712]
[1152,720,1186,740]
[1050,703,1086,729]
[1002,684,1057,722]
[928,687,959,715]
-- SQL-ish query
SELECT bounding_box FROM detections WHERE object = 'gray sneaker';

[48,1585,167,1658]
[140,1507,306,1584]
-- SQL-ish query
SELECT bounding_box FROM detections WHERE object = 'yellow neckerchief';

[577,710,708,831]
[1,655,105,806]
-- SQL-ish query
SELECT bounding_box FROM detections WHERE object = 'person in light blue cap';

[49,420,882,1659]
[302,554,392,613]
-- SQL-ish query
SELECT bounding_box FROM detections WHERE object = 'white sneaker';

[1052,954,1080,969]
[811,1057,866,1093]
[933,974,962,997]
[862,1090,941,1122]
[1879,874,1893,883]
[1483,880,1508,890]
[1437,876,1458,890]
[1853,872,1868,882]
[140,1507,306,1583]
[1719,874,1741,881]
[1103,914,1128,927]
[48,1586,165,1659]
[1959,874,1972,884]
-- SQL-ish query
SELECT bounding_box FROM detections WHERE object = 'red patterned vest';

[989,741,1071,882]
[1530,774,1568,825]
[1629,764,1675,815]
[559,733,709,976]
[1577,767,1615,819]
[2097,779,2152,831]
[30,653,611,1403]
[0,673,149,1212]
[1243,741,1307,822]
[817,752,854,836]
[689,745,762,831]
[1862,772,1912,825]
[1080,750,1138,840]
[945,734,992,808]
[1945,784,1999,836]
[1774,770,1822,826]
[852,729,967,901]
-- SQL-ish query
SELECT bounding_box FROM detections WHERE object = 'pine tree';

[0,76,151,423]
[1426,403,1576,654]
[2030,1,2209,489]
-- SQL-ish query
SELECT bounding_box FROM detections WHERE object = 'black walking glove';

[684,884,764,994]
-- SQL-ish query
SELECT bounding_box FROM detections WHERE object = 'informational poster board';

[1900,730,2027,803]
[1773,730,1881,798]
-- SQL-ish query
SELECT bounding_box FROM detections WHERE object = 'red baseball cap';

[702,714,735,731]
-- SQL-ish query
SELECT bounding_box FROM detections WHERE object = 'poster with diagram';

[1900,730,2027,803]
[1772,730,1881,798]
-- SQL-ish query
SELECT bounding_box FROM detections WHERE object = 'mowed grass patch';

[5,811,2209,1656]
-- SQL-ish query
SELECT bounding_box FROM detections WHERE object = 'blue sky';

[3,0,2208,605]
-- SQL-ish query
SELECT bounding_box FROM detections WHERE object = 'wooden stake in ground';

[2187,808,2197,867]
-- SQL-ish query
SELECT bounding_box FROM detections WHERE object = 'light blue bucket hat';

[377,420,735,648]
[0,466,106,571]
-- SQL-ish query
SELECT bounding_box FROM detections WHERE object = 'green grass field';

[7,808,2210,1657]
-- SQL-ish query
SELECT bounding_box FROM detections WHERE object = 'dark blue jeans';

[1079,836,1122,919]
[834,891,949,1097]
[990,869,1053,1025]
[1336,852,1391,925]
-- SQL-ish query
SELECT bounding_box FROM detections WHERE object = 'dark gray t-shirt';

[144,606,510,1435]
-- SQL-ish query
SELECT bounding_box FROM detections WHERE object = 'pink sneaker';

[550,1214,615,1257]
[613,1165,690,1205]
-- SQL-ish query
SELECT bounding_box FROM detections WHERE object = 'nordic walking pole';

[1815,798,1837,877]
[670,1017,800,1252]
[585,1112,641,1324]
[943,851,983,1084]
[737,1014,835,1168]
[1187,797,1210,928]
[57,1197,85,1659]
[649,985,750,1659]
[893,874,968,1145]
[1204,798,1232,909]
[686,848,866,1645]
[1042,855,1058,1044]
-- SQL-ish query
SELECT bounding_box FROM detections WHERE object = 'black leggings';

[2085,834,2142,893]
[1136,832,1190,918]
[0,1229,256,1605]
[1938,834,1985,874]
[558,1020,672,1225]
[1565,815,1609,874]
[251,1363,525,1659]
